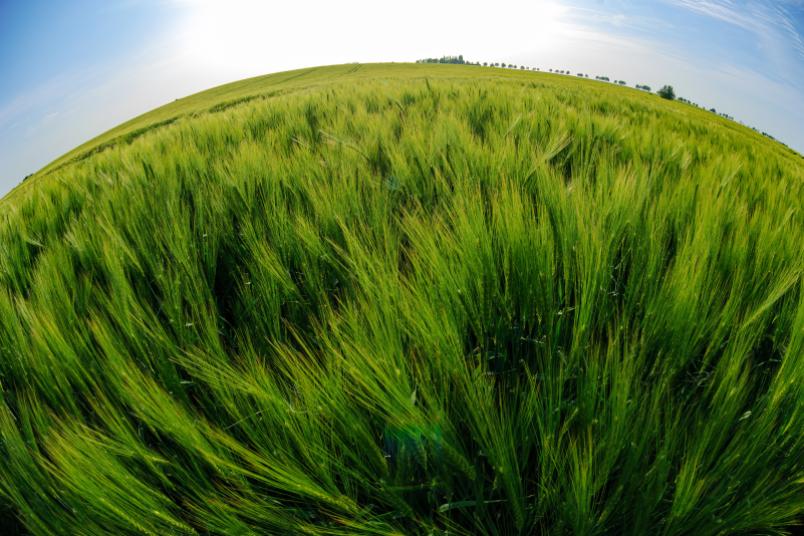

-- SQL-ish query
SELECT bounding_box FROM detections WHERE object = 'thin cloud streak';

[667,0,804,57]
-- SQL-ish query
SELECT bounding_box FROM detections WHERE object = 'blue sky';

[1,0,803,195]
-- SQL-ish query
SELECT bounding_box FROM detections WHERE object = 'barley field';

[0,63,802,535]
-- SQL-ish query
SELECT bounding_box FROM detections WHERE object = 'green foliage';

[417,55,467,65]
[658,85,676,100]
[1,63,802,535]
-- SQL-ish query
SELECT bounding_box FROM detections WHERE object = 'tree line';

[414,55,789,148]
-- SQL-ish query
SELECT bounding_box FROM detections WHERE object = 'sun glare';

[173,0,572,77]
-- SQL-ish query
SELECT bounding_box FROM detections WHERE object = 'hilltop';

[6,63,799,204]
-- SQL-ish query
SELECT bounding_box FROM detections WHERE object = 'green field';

[1,63,802,535]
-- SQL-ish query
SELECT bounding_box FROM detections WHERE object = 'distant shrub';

[657,85,675,100]
[417,55,466,65]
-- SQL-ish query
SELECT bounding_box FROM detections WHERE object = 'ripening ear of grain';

[0,63,802,535]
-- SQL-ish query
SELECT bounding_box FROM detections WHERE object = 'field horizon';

[4,63,801,206]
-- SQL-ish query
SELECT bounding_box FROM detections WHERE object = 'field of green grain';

[0,63,802,535]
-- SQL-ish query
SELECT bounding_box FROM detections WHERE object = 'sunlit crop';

[1,63,802,535]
